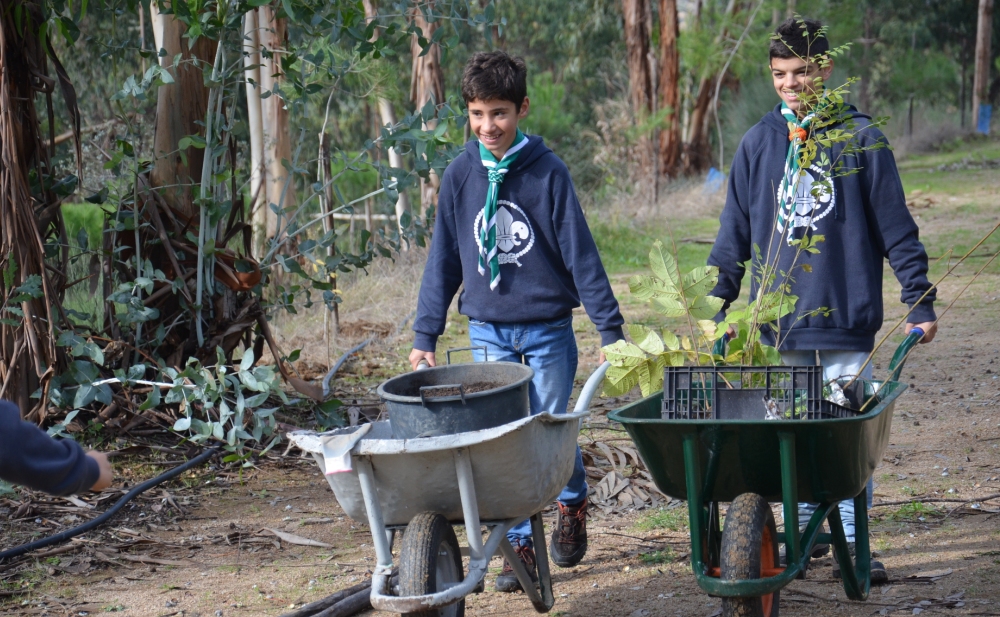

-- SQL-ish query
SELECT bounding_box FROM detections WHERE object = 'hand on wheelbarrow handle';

[887,327,924,383]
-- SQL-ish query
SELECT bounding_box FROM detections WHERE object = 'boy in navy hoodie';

[708,18,938,583]
[410,51,624,591]
[1,400,113,496]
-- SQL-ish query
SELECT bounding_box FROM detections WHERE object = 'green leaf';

[627,275,676,301]
[602,365,640,397]
[681,266,719,299]
[240,350,255,372]
[627,324,664,355]
[661,329,680,351]
[601,340,648,367]
[651,296,688,318]
[648,240,680,288]
[687,296,725,320]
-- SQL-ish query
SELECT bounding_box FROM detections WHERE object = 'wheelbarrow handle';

[886,327,924,383]
[446,346,488,364]
[572,362,610,414]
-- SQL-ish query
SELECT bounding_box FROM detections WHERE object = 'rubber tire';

[720,493,780,617]
[399,512,465,617]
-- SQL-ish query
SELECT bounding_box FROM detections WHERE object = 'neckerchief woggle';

[775,95,829,245]
[478,129,528,290]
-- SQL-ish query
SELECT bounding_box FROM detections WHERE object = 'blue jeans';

[782,350,874,542]
[469,316,588,544]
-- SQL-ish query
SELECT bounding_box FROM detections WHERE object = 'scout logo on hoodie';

[776,162,835,239]
[474,200,534,267]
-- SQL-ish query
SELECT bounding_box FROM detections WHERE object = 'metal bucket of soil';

[377,362,533,438]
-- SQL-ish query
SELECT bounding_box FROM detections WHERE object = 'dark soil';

[397,381,507,398]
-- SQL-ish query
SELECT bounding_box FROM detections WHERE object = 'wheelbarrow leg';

[531,512,555,610]
[498,531,554,613]
[355,456,395,598]
[828,492,871,601]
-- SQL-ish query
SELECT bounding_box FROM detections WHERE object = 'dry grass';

[266,246,435,370]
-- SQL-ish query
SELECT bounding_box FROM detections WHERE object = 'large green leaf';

[682,266,719,299]
[687,295,726,320]
[627,275,677,301]
[627,324,664,355]
[661,329,680,351]
[649,240,680,288]
[602,340,648,367]
[603,365,640,397]
[651,296,688,318]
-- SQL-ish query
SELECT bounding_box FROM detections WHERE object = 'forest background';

[0,0,997,444]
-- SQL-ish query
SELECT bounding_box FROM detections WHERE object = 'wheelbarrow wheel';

[399,512,465,617]
[720,493,780,617]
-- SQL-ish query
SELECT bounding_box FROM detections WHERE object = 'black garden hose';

[0,447,220,562]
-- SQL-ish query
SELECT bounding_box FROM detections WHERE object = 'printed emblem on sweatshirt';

[776,162,835,237]
[474,200,534,266]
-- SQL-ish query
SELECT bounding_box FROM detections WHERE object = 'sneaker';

[495,539,538,593]
[549,498,588,567]
[832,542,888,585]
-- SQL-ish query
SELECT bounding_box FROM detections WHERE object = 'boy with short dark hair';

[410,50,624,592]
[708,18,938,584]
[0,400,113,495]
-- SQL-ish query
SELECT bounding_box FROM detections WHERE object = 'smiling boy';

[708,18,938,583]
[410,51,624,592]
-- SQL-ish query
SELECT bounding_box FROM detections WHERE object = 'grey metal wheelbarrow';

[288,362,610,616]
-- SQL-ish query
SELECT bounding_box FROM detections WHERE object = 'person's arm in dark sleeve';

[859,130,936,324]
[412,170,466,353]
[549,163,625,346]
[0,400,100,496]
[707,139,756,315]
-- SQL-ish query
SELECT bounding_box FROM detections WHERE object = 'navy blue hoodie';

[413,135,624,351]
[0,400,99,496]
[708,104,936,352]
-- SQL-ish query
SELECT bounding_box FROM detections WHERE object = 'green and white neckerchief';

[775,97,828,244]
[478,130,528,290]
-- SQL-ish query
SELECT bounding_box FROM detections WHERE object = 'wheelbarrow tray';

[289,410,581,526]
[607,379,906,504]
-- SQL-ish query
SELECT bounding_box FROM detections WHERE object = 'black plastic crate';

[661,365,859,420]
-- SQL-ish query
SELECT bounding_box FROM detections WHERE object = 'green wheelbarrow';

[607,330,924,617]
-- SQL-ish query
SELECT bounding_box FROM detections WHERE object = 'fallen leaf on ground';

[261,528,333,548]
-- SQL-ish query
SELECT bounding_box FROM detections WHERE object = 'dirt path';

[3,179,999,616]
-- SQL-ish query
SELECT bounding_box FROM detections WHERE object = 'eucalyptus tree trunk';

[972,0,994,133]
[0,0,79,419]
[622,0,654,173]
[149,1,216,221]
[410,3,445,216]
[258,5,294,246]
[658,0,681,179]
[364,0,412,244]
[243,8,267,259]
[682,0,740,175]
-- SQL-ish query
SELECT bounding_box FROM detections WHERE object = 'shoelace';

[502,543,536,574]
[556,504,586,543]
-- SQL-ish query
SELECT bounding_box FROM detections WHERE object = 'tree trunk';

[410,4,445,216]
[258,6,294,246]
[622,0,653,171]
[243,9,267,259]
[149,2,216,221]
[858,7,873,115]
[364,0,412,244]
[972,0,994,133]
[658,0,681,178]
[786,0,795,18]
[682,0,740,175]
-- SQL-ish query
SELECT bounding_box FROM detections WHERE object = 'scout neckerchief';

[775,94,829,245]
[478,130,528,290]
